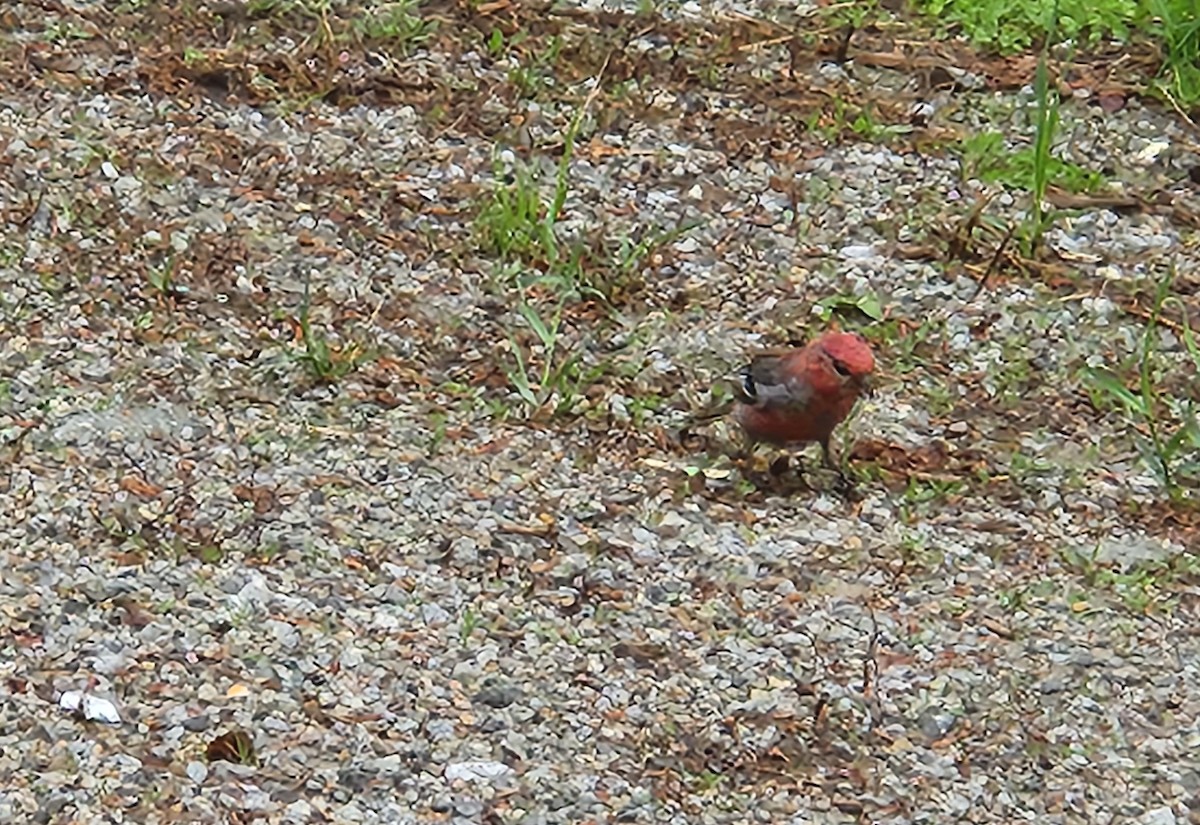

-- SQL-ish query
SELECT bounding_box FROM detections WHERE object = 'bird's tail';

[683,399,735,428]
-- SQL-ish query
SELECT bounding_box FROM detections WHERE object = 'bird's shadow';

[675,427,864,501]
[734,452,863,501]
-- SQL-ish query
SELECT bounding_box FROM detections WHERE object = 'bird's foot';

[748,454,809,494]
[832,468,866,501]
[834,469,853,493]
[769,455,791,478]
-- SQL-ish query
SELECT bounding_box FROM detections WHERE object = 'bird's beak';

[858,374,875,397]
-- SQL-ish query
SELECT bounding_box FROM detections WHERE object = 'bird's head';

[816,331,875,393]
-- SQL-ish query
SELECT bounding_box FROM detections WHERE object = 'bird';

[691,330,876,488]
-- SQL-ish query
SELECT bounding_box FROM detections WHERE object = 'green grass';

[476,164,559,267]
[507,36,565,99]
[1151,0,1200,108]
[474,93,597,415]
[691,770,726,793]
[819,0,881,30]
[474,72,695,417]
[914,0,1135,53]
[912,0,1200,107]
[1028,24,1059,254]
[210,0,434,62]
[196,545,225,564]
[895,532,947,574]
[952,1,1103,257]
[144,254,181,299]
[207,730,258,767]
[42,19,94,43]
[1085,269,1200,500]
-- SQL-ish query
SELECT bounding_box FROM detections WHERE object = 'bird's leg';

[819,438,836,471]
[730,434,754,465]
[769,454,790,478]
[821,437,855,495]
[765,453,812,494]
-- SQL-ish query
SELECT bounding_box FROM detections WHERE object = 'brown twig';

[974,221,1016,298]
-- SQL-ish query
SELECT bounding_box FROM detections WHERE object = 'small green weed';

[627,392,666,426]
[353,1,434,55]
[485,28,508,58]
[957,132,1105,195]
[459,606,480,645]
[1085,269,1200,499]
[899,477,966,523]
[508,36,564,99]
[0,242,21,268]
[208,730,258,767]
[42,19,94,43]
[904,477,966,504]
[814,291,884,324]
[293,274,369,383]
[428,411,449,454]
[895,532,946,574]
[182,46,207,66]
[246,0,291,14]
[1059,545,1179,614]
[850,105,912,142]
[882,318,940,375]
[1008,449,1056,482]
[952,2,1107,256]
[996,578,1058,611]
[805,97,909,142]
[477,165,555,264]
[818,0,881,30]
[475,99,597,414]
[692,770,726,793]
[507,299,605,416]
[145,255,179,298]
[196,544,225,564]
[603,222,696,302]
[475,81,583,284]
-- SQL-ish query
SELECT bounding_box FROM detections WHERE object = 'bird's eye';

[832,359,851,377]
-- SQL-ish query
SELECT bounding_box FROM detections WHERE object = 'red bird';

[696,330,876,485]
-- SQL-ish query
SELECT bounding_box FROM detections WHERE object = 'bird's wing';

[739,353,814,409]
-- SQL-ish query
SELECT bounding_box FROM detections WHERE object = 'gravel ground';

[2,1,1200,824]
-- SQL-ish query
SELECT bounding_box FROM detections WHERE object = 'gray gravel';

[2,1,1200,824]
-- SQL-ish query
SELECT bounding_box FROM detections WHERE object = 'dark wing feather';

[737,353,814,410]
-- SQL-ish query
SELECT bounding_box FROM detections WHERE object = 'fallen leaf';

[980,617,1013,639]
[205,730,256,765]
[119,475,163,498]
[231,484,275,514]
[114,596,154,628]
